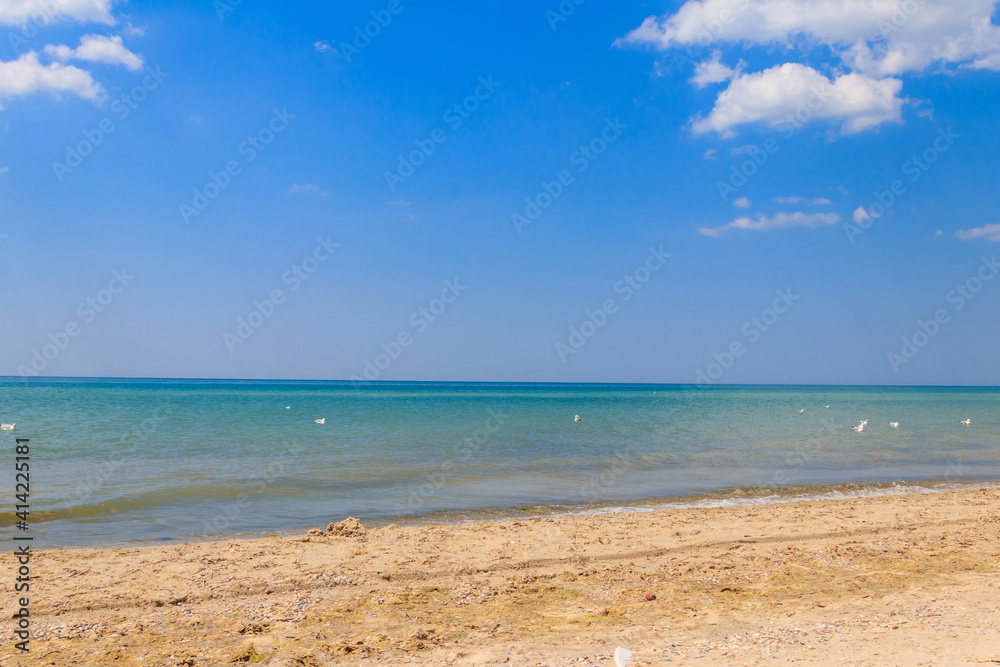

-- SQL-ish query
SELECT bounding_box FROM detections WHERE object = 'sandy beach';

[6,486,1000,666]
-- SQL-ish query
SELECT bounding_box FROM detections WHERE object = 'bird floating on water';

[797,409,805,413]
[0,423,14,431]
[285,406,291,409]
[960,419,971,425]
[852,423,866,432]
[824,405,830,409]
[314,418,325,424]
[889,421,900,428]
[859,419,869,426]
[574,415,583,422]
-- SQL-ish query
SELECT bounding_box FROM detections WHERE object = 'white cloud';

[700,211,840,236]
[123,22,145,37]
[46,35,143,71]
[733,196,751,208]
[620,1,1000,135]
[691,63,904,136]
[0,166,8,174]
[702,148,718,159]
[691,49,741,87]
[289,183,328,196]
[0,0,115,26]
[852,205,872,223]
[955,223,1000,241]
[935,230,944,236]
[730,144,757,156]
[314,41,332,53]
[0,52,102,108]
[774,195,832,204]
[620,0,1000,75]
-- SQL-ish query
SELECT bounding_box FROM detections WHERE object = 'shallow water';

[1,378,997,548]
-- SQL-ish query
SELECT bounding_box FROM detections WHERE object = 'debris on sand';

[228,643,268,663]
[326,517,367,538]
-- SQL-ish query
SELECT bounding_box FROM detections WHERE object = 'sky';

[1,0,999,385]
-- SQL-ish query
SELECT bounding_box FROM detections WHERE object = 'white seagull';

[0,423,14,431]
[852,423,866,432]
[314,418,325,425]
[824,405,830,409]
[285,406,291,409]
[797,409,805,413]
[888,422,900,428]
[960,419,971,426]
[574,415,583,422]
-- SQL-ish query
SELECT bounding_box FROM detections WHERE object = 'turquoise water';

[1,379,998,548]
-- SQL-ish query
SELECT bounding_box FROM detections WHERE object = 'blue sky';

[1,0,999,384]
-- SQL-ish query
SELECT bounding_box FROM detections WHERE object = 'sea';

[1,378,997,548]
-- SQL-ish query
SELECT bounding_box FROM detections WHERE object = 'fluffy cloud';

[691,63,904,135]
[621,0,1000,74]
[700,211,840,236]
[46,35,143,71]
[955,223,1000,241]
[620,0,1000,135]
[0,0,115,26]
[691,50,741,87]
[852,205,882,223]
[0,52,102,108]
[733,196,751,208]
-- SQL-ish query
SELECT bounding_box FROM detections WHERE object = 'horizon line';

[1,375,998,389]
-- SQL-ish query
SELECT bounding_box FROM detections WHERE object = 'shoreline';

[33,476,1000,551]
[9,485,1000,665]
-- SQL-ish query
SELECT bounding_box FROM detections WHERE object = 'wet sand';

[6,486,1000,666]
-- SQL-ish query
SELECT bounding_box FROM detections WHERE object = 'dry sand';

[5,486,1000,666]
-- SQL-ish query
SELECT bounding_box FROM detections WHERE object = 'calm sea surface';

[1,379,997,548]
